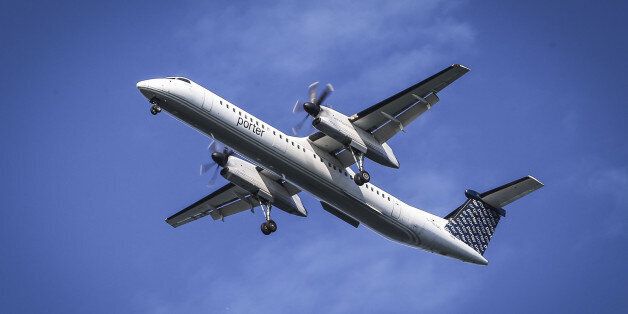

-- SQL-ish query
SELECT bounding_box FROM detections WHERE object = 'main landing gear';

[259,201,277,235]
[149,97,162,115]
[350,149,370,186]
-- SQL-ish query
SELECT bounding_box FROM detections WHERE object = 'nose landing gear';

[150,105,162,115]
[149,97,162,115]
[259,201,277,235]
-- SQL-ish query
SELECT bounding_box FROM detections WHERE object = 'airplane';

[136,64,543,265]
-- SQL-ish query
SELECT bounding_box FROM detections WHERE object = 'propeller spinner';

[292,82,334,135]
[199,140,234,186]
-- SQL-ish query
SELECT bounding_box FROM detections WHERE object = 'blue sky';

[1,0,627,313]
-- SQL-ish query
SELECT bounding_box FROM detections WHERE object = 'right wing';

[165,183,259,228]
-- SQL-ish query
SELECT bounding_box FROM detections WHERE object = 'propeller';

[199,139,233,186]
[291,81,334,135]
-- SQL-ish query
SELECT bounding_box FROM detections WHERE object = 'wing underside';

[165,183,259,228]
[307,64,469,167]
[349,64,470,140]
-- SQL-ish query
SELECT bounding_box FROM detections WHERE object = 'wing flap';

[209,195,260,220]
[349,64,469,136]
[165,183,251,228]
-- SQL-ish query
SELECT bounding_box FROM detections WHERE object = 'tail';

[444,176,544,255]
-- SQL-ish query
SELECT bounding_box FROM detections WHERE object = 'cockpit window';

[165,77,191,84]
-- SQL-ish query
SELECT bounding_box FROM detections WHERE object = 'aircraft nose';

[136,80,150,90]
[136,79,162,100]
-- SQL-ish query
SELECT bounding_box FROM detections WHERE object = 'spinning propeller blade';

[199,139,234,186]
[291,82,334,135]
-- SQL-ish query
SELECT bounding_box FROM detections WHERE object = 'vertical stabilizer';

[444,176,543,255]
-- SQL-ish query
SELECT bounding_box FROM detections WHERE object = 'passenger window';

[255,121,259,125]
[273,131,276,135]
[388,197,391,201]
[286,138,289,143]
[303,148,306,152]
[297,145,300,149]
[239,111,242,116]
[233,108,236,113]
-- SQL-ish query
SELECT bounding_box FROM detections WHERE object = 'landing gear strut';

[350,148,370,186]
[259,201,277,235]
[149,97,162,115]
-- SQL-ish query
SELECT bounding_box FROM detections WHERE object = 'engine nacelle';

[311,110,400,169]
[219,156,307,217]
[312,117,352,146]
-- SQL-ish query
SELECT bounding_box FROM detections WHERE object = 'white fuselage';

[137,78,487,265]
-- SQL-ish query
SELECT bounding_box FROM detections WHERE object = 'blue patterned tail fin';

[444,176,544,255]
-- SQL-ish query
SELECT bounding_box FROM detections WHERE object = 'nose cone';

[136,80,149,90]
[136,79,162,100]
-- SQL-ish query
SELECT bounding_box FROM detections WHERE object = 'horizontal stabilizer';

[480,175,544,208]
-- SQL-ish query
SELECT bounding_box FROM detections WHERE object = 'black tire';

[267,220,277,232]
[353,175,364,186]
[150,107,159,115]
[359,170,370,183]
[261,222,272,235]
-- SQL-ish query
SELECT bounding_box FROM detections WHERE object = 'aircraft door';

[202,92,214,113]
[188,85,205,108]
[392,201,401,220]
[272,133,287,153]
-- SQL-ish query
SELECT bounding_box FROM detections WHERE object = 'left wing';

[307,64,469,168]
[165,183,259,228]
[349,64,469,143]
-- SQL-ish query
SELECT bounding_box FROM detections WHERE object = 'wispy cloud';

[137,230,480,313]
[586,167,628,238]
[178,0,475,110]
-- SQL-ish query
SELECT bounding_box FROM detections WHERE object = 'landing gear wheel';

[358,170,370,183]
[353,174,365,186]
[353,171,370,186]
[150,105,162,115]
[261,222,272,235]
[267,220,277,232]
[349,149,371,186]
